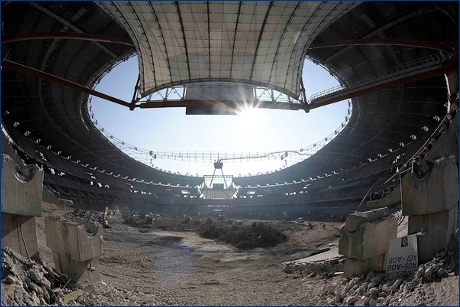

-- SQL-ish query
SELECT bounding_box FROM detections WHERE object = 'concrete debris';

[283,256,345,274]
[68,209,95,220]
[284,235,458,306]
[62,289,85,304]
[1,247,78,305]
[1,246,178,306]
[66,209,102,225]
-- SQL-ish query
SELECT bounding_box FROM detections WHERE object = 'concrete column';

[45,215,103,284]
[407,206,458,263]
[1,154,43,259]
[339,207,397,278]
[2,213,40,260]
[401,155,458,263]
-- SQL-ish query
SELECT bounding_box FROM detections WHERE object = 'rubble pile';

[301,235,458,306]
[1,247,78,305]
[198,220,287,249]
[66,209,101,223]
[75,282,174,306]
[64,208,110,229]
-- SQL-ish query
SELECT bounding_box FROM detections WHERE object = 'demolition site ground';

[20,202,458,305]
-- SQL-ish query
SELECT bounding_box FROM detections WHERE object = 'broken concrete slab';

[402,155,458,216]
[45,215,103,263]
[339,209,396,260]
[45,215,103,284]
[1,154,43,216]
[408,205,458,263]
[1,213,40,260]
[344,207,390,233]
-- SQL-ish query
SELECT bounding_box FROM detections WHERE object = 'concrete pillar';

[402,156,458,215]
[339,207,397,278]
[45,215,103,284]
[407,206,458,263]
[2,213,40,259]
[401,155,458,263]
[1,154,43,259]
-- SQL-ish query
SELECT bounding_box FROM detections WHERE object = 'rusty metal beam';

[308,64,458,110]
[2,32,134,46]
[2,59,305,112]
[309,38,454,51]
[130,75,141,110]
[2,60,132,108]
[309,46,458,109]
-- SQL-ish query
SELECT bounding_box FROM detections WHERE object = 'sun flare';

[236,105,265,132]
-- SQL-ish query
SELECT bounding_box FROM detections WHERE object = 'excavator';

[98,206,111,228]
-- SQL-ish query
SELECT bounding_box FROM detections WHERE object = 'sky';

[90,56,349,178]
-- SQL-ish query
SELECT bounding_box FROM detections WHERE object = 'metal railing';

[309,52,447,102]
[134,83,304,105]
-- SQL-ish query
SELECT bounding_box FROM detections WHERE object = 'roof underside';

[98,1,359,99]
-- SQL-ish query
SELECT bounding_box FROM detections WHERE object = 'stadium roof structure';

[1,1,458,208]
[98,2,358,103]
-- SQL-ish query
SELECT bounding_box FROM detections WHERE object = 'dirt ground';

[35,202,458,306]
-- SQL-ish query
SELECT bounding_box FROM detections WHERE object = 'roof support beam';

[28,2,118,59]
[130,75,141,110]
[250,2,273,81]
[2,60,132,109]
[308,63,458,110]
[207,1,211,79]
[309,46,458,110]
[323,6,433,63]
[2,32,134,46]
[309,38,454,51]
[175,1,191,81]
[229,2,242,80]
[138,99,304,111]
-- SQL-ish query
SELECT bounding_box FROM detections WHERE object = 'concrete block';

[339,209,397,260]
[2,133,23,165]
[402,155,458,216]
[1,213,39,259]
[52,252,101,284]
[1,154,43,216]
[408,205,458,263]
[345,207,390,232]
[343,253,387,278]
[45,216,103,262]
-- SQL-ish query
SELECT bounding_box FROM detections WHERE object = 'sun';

[238,105,257,117]
[236,105,266,132]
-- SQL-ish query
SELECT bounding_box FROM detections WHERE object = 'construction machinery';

[98,206,111,228]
